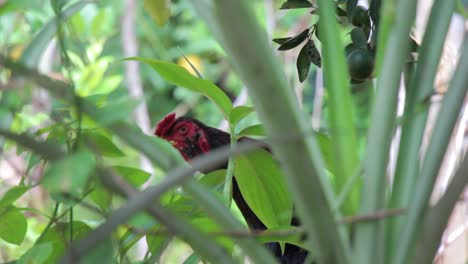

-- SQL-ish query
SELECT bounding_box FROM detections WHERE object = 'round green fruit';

[346,48,374,81]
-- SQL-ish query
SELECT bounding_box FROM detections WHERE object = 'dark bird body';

[155,113,307,263]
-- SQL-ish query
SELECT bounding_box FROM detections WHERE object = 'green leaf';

[125,58,233,118]
[92,98,140,125]
[42,150,96,195]
[90,184,112,211]
[146,232,171,255]
[0,207,27,245]
[297,39,322,82]
[350,28,368,48]
[297,43,312,82]
[19,1,92,67]
[0,0,41,15]
[278,29,310,51]
[112,166,151,188]
[229,106,254,125]
[81,239,114,264]
[234,149,293,229]
[199,169,226,189]
[18,242,53,264]
[280,0,313,9]
[273,37,292,45]
[0,185,29,208]
[183,253,201,264]
[238,124,265,137]
[39,221,92,263]
[144,0,171,26]
[82,132,124,157]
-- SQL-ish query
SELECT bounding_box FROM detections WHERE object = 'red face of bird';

[154,113,210,161]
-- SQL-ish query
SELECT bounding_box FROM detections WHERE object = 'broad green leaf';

[112,166,151,188]
[125,58,233,117]
[83,132,124,157]
[229,106,254,125]
[191,217,234,251]
[0,185,29,208]
[144,0,171,26]
[280,0,313,9]
[18,242,53,264]
[89,183,112,211]
[278,29,309,51]
[234,149,293,229]
[42,150,96,195]
[92,99,140,125]
[199,169,226,189]
[19,0,92,67]
[0,207,27,245]
[238,124,265,137]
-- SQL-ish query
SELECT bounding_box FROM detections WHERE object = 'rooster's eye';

[178,126,188,134]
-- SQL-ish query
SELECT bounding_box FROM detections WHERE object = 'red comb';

[155,113,176,137]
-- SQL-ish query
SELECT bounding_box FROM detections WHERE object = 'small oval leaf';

[297,43,312,82]
[272,37,292,45]
[280,0,313,9]
[278,29,310,51]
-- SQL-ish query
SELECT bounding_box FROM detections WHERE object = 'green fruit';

[347,48,374,81]
[351,6,369,27]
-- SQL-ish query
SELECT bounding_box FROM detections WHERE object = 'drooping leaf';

[234,149,293,229]
[350,28,368,48]
[297,40,321,82]
[278,29,310,51]
[19,0,92,67]
[42,150,96,196]
[112,166,151,188]
[229,106,254,125]
[297,42,312,82]
[272,37,292,45]
[125,58,233,118]
[0,207,27,245]
[280,0,313,9]
[144,0,171,26]
[238,124,265,137]
[0,185,29,208]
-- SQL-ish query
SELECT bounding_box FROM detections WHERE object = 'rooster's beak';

[169,140,176,145]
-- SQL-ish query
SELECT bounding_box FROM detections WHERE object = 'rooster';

[155,113,308,263]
